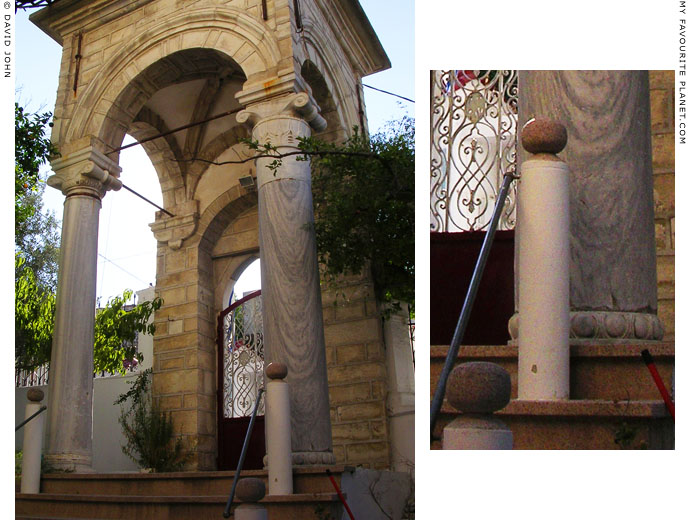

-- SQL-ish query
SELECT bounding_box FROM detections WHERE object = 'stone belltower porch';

[30,0,413,475]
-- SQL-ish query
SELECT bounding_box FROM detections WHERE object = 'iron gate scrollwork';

[219,290,265,419]
[430,70,518,232]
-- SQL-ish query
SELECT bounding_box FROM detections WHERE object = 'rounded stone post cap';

[27,388,45,402]
[447,362,511,413]
[265,362,288,380]
[236,477,266,502]
[521,118,567,154]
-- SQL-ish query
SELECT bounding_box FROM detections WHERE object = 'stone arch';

[296,25,359,137]
[63,7,282,148]
[220,255,261,310]
[301,59,347,142]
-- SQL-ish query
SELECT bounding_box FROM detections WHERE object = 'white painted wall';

[15,287,155,473]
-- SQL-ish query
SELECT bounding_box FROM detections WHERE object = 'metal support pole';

[430,171,518,435]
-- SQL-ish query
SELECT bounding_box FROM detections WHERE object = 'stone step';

[38,466,346,497]
[432,399,674,449]
[15,492,342,519]
[431,342,674,401]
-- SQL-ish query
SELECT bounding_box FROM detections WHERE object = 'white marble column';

[238,93,334,465]
[510,71,662,344]
[44,145,122,472]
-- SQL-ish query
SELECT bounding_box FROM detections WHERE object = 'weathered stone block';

[171,410,197,435]
[366,342,385,361]
[344,442,388,464]
[160,356,185,371]
[327,363,385,385]
[165,250,188,273]
[329,382,371,406]
[650,89,673,133]
[324,318,380,346]
[335,302,365,321]
[337,401,385,422]
[159,394,183,410]
[161,286,188,307]
[336,344,367,364]
[332,422,375,442]
[168,319,184,335]
[154,369,199,395]
[657,255,675,282]
[652,133,675,172]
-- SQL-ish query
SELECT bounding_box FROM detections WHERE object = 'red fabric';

[430,231,515,345]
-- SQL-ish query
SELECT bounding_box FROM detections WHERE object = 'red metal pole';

[326,469,355,520]
[641,349,675,421]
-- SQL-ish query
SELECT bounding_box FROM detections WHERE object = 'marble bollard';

[234,478,267,520]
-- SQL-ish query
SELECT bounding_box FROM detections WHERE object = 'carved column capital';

[47,146,122,199]
[237,91,327,133]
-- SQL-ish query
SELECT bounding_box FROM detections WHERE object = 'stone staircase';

[15,466,347,519]
[431,342,675,449]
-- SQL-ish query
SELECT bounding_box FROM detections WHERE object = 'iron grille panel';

[430,70,518,232]
[222,295,265,418]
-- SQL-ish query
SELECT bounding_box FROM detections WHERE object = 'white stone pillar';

[237,92,334,465]
[234,478,268,520]
[516,120,570,400]
[443,362,512,450]
[265,363,292,495]
[44,144,121,472]
[21,389,47,494]
[381,304,415,473]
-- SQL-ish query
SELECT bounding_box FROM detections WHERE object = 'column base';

[43,453,94,473]
[443,415,513,450]
[291,450,336,465]
[509,311,664,344]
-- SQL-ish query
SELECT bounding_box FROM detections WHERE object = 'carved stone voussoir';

[509,311,664,343]
[47,146,122,197]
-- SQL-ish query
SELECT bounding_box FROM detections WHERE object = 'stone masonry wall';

[322,273,391,470]
[650,71,675,340]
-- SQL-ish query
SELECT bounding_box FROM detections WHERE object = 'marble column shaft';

[512,71,662,342]
[238,93,334,465]
[44,147,121,472]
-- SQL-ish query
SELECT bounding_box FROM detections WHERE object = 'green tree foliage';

[94,291,162,375]
[15,103,58,231]
[302,116,415,309]
[15,255,56,371]
[15,183,60,292]
[14,103,163,376]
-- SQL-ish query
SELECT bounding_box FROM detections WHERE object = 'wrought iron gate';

[430,70,518,345]
[216,289,265,470]
[430,70,518,232]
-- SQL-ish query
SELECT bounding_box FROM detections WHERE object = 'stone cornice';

[312,0,390,77]
[30,0,153,45]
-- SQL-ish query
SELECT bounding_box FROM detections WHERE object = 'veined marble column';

[510,71,663,344]
[44,145,122,472]
[238,93,334,465]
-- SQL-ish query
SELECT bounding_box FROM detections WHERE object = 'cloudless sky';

[11,0,414,304]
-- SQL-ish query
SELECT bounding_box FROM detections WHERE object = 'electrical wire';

[362,83,414,103]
